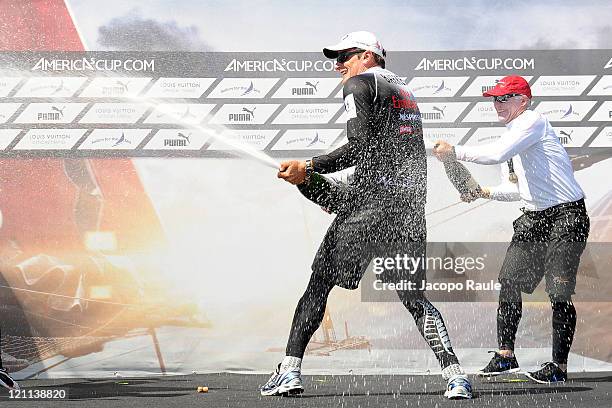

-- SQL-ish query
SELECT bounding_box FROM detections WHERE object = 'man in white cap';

[262,31,472,399]
[433,76,590,384]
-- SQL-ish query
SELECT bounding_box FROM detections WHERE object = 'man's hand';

[460,187,491,203]
[433,140,456,162]
[278,160,307,185]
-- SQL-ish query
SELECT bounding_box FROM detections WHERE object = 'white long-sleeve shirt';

[488,163,521,202]
[454,110,584,211]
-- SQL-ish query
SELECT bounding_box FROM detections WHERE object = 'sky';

[67,0,612,52]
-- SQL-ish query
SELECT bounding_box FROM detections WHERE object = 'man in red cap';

[434,76,589,384]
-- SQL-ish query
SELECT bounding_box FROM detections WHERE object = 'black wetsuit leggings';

[286,273,459,369]
[497,282,576,364]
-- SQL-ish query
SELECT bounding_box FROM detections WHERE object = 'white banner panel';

[588,101,612,122]
[530,75,597,96]
[14,76,87,97]
[79,129,151,150]
[553,127,598,147]
[207,78,279,98]
[587,76,612,96]
[80,103,149,123]
[143,103,216,124]
[14,128,86,149]
[272,103,342,124]
[271,78,340,98]
[462,102,499,123]
[423,128,471,149]
[207,129,278,151]
[271,129,343,150]
[78,77,152,97]
[535,101,597,122]
[407,76,469,97]
[0,129,22,149]
[210,104,280,124]
[0,103,21,123]
[14,103,87,123]
[144,129,210,150]
[0,77,22,97]
[145,77,216,98]
[418,102,470,123]
[464,127,507,146]
[590,126,612,147]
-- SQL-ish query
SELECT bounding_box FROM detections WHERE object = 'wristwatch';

[304,159,314,184]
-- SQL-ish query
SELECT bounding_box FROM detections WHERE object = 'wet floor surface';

[1,371,611,408]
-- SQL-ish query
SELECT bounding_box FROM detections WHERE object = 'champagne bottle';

[442,160,482,195]
[297,172,344,213]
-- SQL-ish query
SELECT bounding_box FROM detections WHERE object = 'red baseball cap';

[483,75,532,99]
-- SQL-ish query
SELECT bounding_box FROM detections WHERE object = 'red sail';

[0,0,164,253]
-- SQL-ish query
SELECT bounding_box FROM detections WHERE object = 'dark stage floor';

[1,372,611,407]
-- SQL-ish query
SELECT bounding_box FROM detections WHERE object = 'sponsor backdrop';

[1,1,611,379]
[1,51,612,157]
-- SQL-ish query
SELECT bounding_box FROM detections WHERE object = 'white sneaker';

[260,363,303,396]
[444,374,472,399]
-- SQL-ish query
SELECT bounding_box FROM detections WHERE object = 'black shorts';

[499,199,590,297]
[311,201,426,290]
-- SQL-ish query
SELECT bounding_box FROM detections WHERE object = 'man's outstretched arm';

[278,75,373,184]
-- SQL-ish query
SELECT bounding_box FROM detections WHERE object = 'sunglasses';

[492,93,522,103]
[336,49,365,64]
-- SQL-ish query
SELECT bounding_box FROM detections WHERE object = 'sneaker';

[0,368,19,391]
[260,364,304,396]
[525,362,567,384]
[444,374,472,399]
[478,350,520,376]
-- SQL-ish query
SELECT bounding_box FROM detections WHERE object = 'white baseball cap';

[323,31,386,59]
